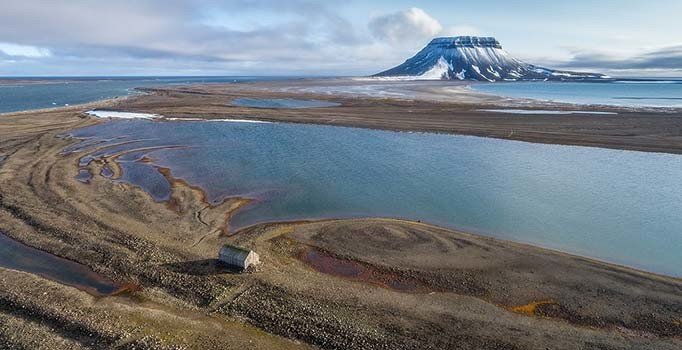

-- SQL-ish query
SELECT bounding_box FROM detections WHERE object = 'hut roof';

[219,244,251,260]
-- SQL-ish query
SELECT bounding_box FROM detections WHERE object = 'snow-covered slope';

[375,36,607,81]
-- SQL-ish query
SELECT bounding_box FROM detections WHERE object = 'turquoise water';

[232,98,340,108]
[473,80,682,107]
[0,76,297,114]
[67,120,682,277]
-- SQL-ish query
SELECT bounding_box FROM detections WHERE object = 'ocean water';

[67,120,682,277]
[0,76,297,114]
[472,80,682,107]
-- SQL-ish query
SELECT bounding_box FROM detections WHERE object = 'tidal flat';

[0,81,680,349]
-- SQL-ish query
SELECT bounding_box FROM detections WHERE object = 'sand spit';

[101,78,682,155]
[0,88,680,349]
[86,110,161,120]
[88,109,273,123]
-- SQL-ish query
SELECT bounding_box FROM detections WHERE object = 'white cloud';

[443,25,480,37]
[0,42,51,58]
[368,8,443,46]
[0,3,489,75]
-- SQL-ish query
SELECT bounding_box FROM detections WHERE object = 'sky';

[1,0,681,77]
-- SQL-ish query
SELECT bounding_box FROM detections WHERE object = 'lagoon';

[67,119,682,277]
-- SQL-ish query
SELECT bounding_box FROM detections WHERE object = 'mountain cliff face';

[375,36,607,81]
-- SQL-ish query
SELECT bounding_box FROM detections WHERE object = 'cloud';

[0,2,465,75]
[557,45,682,72]
[368,8,443,45]
[443,25,480,37]
[0,2,678,77]
[0,42,51,58]
[0,0,371,75]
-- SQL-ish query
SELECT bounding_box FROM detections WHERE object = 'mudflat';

[0,85,680,349]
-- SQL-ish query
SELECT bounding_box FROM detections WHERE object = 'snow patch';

[162,117,205,121]
[88,111,271,123]
[417,56,451,80]
[374,36,607,81]
[207,119,272,124]
[87,110,160,120]
[479,109,617,115]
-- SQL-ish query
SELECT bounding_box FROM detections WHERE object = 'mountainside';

[375,36,608,81]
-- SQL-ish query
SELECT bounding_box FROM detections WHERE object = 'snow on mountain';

[374,36,608,81]
[417,56,452,80]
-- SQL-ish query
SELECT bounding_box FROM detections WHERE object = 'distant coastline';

[0,76,304,114]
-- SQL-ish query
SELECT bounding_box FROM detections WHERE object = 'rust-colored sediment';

[299,246,430,293]
[509,300,557,315]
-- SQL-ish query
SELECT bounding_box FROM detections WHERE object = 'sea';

[0,76,298,114]
[2,76,682,113]
[472,79,682,107]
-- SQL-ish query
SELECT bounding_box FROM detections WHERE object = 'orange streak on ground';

[510,300,556,315]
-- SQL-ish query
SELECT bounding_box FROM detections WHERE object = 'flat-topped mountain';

[375,36,608,81]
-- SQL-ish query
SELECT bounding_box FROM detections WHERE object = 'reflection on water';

[66,119,682,276]
[0,232,122,295]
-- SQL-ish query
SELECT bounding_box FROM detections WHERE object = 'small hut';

[218,244,260,270]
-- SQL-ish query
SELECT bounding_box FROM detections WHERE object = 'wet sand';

[0,84,680,349]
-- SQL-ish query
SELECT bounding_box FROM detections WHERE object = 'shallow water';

[473,80,682,107]
[231,97,340,108]
[67,120,682,277]
[0,232,121,295]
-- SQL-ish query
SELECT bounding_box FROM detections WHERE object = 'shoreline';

[0,83,681,349]
[76,130,682,278]
[25,92,682,278]
[103,79,682,155]
[64,113,682,278]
